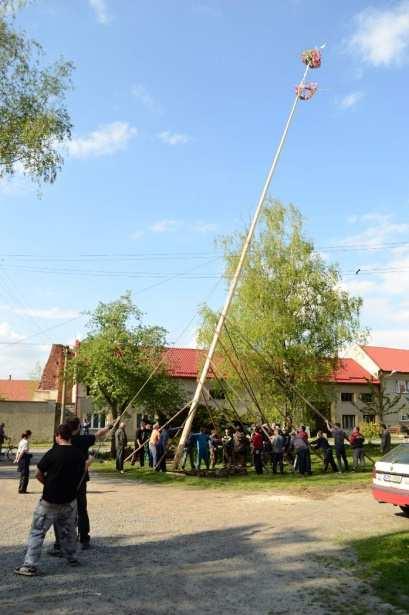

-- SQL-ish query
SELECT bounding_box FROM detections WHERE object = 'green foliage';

[358,421,380,442]
[198,200,365,423]
[73,292,184,421]
[352,531,409,611]
[0,8,73,185]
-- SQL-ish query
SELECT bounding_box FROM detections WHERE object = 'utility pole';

[173,48,323,469]
[59,345,69,424]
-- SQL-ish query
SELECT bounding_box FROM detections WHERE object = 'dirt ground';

[1,456,408,615]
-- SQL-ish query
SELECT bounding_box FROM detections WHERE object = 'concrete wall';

[0,401,58,443]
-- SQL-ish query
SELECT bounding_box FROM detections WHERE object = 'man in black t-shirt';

[51,416,112,552]
[15,424,86,577]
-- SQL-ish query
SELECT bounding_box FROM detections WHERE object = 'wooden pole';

[173,62,311,469]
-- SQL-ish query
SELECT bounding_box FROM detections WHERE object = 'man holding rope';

[49,416,112,555]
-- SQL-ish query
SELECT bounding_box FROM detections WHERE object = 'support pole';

[59,345,69,424]
[173,63,310,468]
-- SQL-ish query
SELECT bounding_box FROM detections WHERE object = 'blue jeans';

[197,450,210,469]
[149,444,157,468]
[23,498,77,567]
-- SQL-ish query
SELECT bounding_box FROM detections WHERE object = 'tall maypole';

[173,47,323,468]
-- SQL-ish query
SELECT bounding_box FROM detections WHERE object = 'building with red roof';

[0,379,39,402]
[2,342,409,439]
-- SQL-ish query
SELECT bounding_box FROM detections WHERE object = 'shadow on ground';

[0,524,400,615]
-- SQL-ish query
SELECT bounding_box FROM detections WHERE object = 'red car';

[373,444,409,516]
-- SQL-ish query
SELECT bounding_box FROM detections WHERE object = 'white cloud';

[158,131,191,146]
[341,213,409,249]
[368,328,409,348]
[67,122,137,159]
[13,307,80,320]
[0,321,51,378]
[190,221,217,234]
[89,0,111,24]
[338,91,365,109]
[130,230,144,241]
[349,2,409,67]
[0,322,24,342]
[131,84,162,114]
[340,279,378,296]
[150,219,180,233]
[0,162,33,198]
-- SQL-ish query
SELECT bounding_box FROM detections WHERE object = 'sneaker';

[48,547,62,558]
[120,470,124,474]
[15,565,37,576]
[67,558,81,566]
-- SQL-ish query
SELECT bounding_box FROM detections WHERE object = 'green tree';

[0,5,73,185]
[198,200,365,425]
[73,293,184,451]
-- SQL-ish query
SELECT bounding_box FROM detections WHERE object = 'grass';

[350,531,409,611]
[92,445,383,493]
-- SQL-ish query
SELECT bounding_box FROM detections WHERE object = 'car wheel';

[399,506,409,516]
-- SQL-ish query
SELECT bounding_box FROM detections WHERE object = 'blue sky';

[1,0,409,377]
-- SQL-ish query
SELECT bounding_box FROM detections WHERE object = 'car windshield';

[381,444,409,465]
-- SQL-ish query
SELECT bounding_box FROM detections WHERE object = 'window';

[381,444,409,464]
[394,380,407,394]
[342,414,356,430]
[341,392,354,402]
[360,393,373,403]
[91,413,106,429]
[363,414,375,423]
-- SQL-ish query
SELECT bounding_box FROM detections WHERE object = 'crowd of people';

[125,418,392,476]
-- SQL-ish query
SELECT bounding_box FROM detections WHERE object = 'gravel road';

[1,457,408,615]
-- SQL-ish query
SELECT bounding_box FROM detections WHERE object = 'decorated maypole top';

[295,47,322,100]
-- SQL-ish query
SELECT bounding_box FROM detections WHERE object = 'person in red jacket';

[298,425,312,474]
[349,427,365,470]
[251,426,264,475]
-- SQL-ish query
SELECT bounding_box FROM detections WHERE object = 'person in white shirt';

[15,430,32,493]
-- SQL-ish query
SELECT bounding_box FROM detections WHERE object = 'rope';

[153,417,188,471]
[208,361,246,427]
[223,317,376,465]
[200,389,217,430]
[224,315,329,423]
[123,400,193,464]
[92,274,225,456]
[222,322,268,422]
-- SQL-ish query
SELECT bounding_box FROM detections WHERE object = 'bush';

[359,421,380,443]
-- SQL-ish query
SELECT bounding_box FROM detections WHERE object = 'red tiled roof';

[0,380,39,401]
[164,348,206,378]
[361,345,409,373]
[328,358,376,384]
[164,349,376,385]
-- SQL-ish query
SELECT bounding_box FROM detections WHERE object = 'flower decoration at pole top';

[301,48,321,68]
[295,82,318,101]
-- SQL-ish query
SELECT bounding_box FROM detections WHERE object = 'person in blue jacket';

[194,427,210,470]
